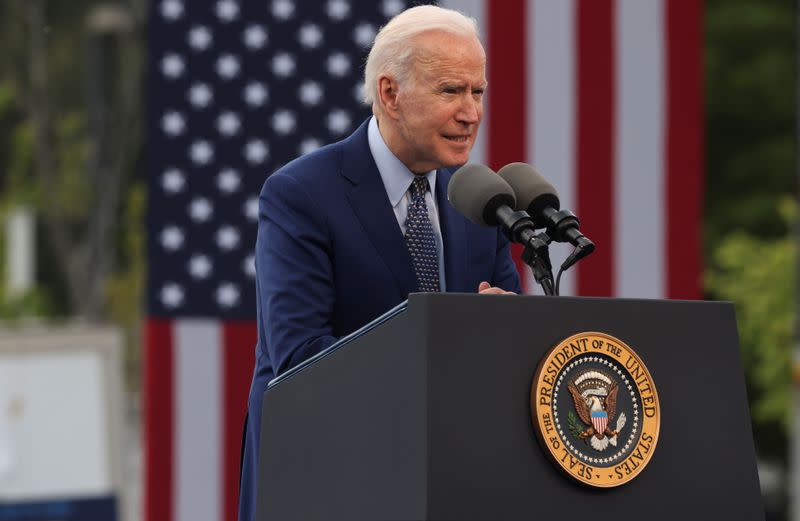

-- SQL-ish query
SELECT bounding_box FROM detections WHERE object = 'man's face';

[388,32,486,173]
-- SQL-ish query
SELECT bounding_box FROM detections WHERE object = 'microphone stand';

[494,207,556,296]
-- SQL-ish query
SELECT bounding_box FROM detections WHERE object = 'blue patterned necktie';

[404,176,441,292]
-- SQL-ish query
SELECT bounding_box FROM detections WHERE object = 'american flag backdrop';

[144,0,702,520]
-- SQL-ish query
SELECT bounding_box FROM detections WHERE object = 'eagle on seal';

[567,370,626,451]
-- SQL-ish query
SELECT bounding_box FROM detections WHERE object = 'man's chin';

[443,152,473,168]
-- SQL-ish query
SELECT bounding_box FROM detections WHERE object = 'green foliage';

[705,198,794,457]
[0,288,55,319]
[567,410,584,440]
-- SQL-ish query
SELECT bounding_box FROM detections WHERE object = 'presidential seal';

[530,332,660,487]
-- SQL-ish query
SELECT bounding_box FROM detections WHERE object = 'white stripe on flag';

[615,0,665,298]
[530,0,576,295]
[175,320,222,521]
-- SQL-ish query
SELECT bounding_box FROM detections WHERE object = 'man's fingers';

[478,281,491,292]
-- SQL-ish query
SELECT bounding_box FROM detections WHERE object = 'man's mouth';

[444,135,470,143]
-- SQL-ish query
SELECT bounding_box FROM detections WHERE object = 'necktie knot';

[410,176,428,198]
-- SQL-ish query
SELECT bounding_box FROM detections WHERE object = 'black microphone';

[497,162,595,269]
[447,163,528,239]
[447,163,555,295]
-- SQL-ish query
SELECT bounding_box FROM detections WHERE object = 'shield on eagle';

[591,410,608,435]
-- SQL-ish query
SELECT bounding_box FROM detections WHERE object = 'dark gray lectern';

[257,294,763,520]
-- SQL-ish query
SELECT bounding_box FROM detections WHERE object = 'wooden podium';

[256,293,763,520]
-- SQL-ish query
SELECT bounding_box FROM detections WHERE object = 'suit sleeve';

[256,171,338,376]
[491,231,523,294]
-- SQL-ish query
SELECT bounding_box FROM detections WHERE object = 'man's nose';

[456,95,481,124]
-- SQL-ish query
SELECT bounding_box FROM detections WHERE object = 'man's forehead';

[410,32,486,79]
[411,30,485,61]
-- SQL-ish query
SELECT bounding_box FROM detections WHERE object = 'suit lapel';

[436,167,469,292]
[341,121,417,297]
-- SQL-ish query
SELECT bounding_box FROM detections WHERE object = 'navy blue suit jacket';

[238,120,521,521]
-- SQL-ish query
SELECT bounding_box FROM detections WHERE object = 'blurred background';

[0,0,794,520]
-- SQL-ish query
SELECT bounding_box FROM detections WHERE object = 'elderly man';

[238,5,520,520]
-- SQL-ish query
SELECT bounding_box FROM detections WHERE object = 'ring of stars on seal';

[530,332,661,488]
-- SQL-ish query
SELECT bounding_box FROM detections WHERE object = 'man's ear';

[377,74,400,119]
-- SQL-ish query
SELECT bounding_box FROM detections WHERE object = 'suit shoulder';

[269,141,343,185]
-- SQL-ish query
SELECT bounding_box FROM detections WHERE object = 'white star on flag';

[244,197,259,221]
[161,54,186,78]
[190,140,215,164]
[299,138,321,156]
[216,226,240,251]
[160,0,183,20]
[244,140,269,164]
[161,168,186,194]
[299,81,323,106]
[353,83,365,103]
[298,23,323,49]
[216,282,240,308]
[327,52,350,77]
[162,111,186,136]
[271,0,295,20]
[272,52,296,77]
[353,23,376,48]
[327,109,351,135]
[272,110,296,135]
[161,226,185,251]
[188,255,213,279]
[189,84,213,108]
[243,82,268,107]
[243,25,268,49]
[216,0,240,22]
[216,54,241,79]
[217,111,241,136]
[327,0,350,20]
[382,0,404,18]
[218,168,242,193]
[243,254,256,278]
[188,197,214,222]
[160,282,184,308]
[188,26,213,50]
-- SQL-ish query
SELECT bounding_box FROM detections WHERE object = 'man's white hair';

[363,5,480,109]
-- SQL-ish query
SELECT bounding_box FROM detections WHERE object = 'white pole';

[5,207,35,298]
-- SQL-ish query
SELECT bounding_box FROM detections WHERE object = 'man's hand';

[478,281,516,295]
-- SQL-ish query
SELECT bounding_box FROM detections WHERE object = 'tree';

[0,0,146,321]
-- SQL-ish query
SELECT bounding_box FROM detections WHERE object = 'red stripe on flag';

[665,0,704,299]
[575,0,616,296]
[222,321,257,521]
[487,0,529,282]
[487,0,527,171]
[144,319,174,521]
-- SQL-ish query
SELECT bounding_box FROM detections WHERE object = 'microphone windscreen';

[497,162,560,227]
[447,163,516,226]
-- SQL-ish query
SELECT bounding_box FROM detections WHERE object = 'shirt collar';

[367,116,437,208]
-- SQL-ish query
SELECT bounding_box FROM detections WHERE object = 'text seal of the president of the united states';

[531,332,660,487]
